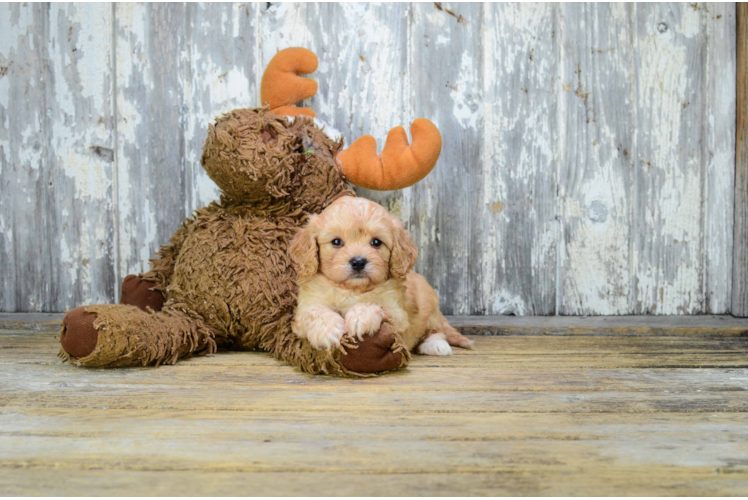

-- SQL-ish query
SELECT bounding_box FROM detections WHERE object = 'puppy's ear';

[389,220,418,278]
[289,217,319,278]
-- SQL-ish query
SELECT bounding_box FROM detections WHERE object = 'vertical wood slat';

[634,4,708,314]
[705,3,736,314]
[114,4,187,289]
[0,4,48,312]
[182,3,257,213]
[480,3,558,315]
[410,3,483,316]
[734,3,748,317]
[0,3,115,312]
[557,3,634,315]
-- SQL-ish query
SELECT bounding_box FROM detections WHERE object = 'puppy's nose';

[349,257,368,272]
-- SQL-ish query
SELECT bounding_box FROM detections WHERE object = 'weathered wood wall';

[0,3,738,315]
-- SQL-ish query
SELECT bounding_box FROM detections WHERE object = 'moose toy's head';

[200,48,442,210]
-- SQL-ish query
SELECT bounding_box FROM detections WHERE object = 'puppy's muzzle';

[349,257,368,273]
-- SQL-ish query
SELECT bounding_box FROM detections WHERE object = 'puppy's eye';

[371,238,382,248]
[331,238,343,247]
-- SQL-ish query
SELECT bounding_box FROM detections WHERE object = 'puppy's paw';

[300,308,347,350]
[417,333,453,356]
[345,303,385,341]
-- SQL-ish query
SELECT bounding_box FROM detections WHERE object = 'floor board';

[1,316,747,495]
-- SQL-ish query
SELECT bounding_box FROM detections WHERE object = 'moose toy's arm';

[117,220,192,313]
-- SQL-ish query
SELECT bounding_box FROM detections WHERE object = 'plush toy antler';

[336,119,442,191]
[261,47,318,117]
[262,47,442,190]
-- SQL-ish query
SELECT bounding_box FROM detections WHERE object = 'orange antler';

[336,119,442,191]
[261,47,318,117]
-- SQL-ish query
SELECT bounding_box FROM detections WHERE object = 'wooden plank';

[2,334,748,412]
[633,4,708,314]
[3,408,746,439]
[705,3,736,313]
[182,3,256,212]
[1,417,747,474]
[0,4,48,312]
[114,3,187,291]
[0,4,116,312]
[735,3,748,316]
[410,3,483,315]
[478,3,557,315]
[0,313,63,329]
[1,468,747,497]
[2,327,748,495]
[4,349,748,393]
[447,314,748,336]
[2,377,747,414]
[558,4,634,315]
[44,3,117,311]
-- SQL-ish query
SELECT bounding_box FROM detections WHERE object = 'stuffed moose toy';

[59,48,442,376]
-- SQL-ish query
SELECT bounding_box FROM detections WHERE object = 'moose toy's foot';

[60,307,99,359]
[339,322,409,374]
[120,275,165,312]
[59,304,217,368]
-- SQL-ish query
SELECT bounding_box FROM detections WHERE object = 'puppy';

[288,196,473,356]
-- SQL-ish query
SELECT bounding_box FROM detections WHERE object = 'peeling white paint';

[0,3,738,314]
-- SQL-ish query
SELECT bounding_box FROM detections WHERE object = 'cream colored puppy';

[289,196,473,356]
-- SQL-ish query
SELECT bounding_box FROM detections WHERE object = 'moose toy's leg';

[59,304,218,368]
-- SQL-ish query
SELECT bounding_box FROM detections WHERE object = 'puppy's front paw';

[306,312,347,350]
[345,303,385,341]
[417,333,453,356]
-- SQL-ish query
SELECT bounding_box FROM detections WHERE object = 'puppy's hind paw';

[417,334,453,356]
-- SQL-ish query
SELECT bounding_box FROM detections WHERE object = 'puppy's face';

[289,196,418,292]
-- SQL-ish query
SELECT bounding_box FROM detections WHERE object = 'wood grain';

[558,4,635,315]
[480,3,558,315]
[0,3,740,315]
[735,3,748,317]
[182,3,257,212]
[1,468,746,497]
[634,4,708,314]
[706,3,736,314]
[114,3,188,290]
[410,3,483,315]
[0,4,116,312]
[1,318,747,495]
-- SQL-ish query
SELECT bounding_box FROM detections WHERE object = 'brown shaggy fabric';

[63,304,219,368]
[59,108,412,376]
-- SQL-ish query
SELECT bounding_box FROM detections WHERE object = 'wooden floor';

[1,314,748,496]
